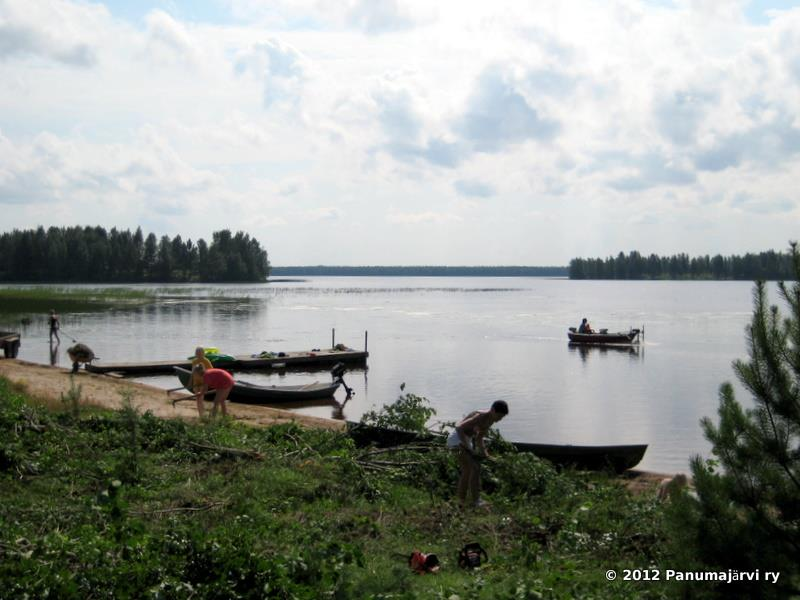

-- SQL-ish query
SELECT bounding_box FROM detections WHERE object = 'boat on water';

[174,366,341,404]
[567,327,641,345]
[346,422,647,473]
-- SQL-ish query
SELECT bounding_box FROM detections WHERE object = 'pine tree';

[670,242,800,598]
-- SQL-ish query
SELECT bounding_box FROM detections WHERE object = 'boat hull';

[567,329,640,345]
[174,366,340,404]
[346,422,647,473]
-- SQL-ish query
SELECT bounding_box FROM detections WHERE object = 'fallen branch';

[187,441,264,461]
[359,459,426,467]
[287,433,318,457]
[130,500,228,516]
[356,444,439,459]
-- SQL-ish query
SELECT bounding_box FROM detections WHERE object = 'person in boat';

[191,364,234,418]
[48,309,60,343]
[446,400,509,508]
[191,347,213,415]
[578,318,593,334]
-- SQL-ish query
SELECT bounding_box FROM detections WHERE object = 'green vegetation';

[0,380,672,599]
[569,249,793,280]
[0,286,155,313]
[0,226,270,283]
[668,243,800,598]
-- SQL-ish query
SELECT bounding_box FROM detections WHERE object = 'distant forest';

[271,266,568,277]
[569,249,794,280]
[0,226,270,283]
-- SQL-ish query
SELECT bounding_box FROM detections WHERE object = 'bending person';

[446,400,509,508]
[192,365,234,418]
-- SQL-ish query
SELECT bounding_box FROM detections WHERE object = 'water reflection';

[568,343,643,362]
[331,394,351,420]
[49,340,60,366]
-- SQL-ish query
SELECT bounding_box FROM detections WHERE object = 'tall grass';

[0,287,155,313]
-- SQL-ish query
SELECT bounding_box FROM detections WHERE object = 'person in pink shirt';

[192,365,234,417]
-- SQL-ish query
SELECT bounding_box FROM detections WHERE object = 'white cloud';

[455,64,561,152]
[0,0,101,66]
[235,38,306,107]
[144,9,200,66]
[387,211,462,224]
[730,194,795,214]
[453,179,495,198]
[0,127,219,212]
[2,0,800,263]
[303,207,342,221]
[225,0,427,33]
[346,0,416,34]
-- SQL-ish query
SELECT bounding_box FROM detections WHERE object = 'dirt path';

[0,359,346,432]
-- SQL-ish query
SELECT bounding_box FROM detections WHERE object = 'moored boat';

[346,422,647,473]
[567,327,641,345]
[174,366,340,404]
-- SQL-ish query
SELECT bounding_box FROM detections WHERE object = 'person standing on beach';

[48,309,60,344]
[190,347,213,416]
[447,400,509,508]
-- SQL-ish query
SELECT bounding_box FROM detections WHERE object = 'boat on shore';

[346,422,647,473]
[567,327,641,345]
[174,366,340,404]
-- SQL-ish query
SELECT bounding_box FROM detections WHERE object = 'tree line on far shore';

[0,226,270,283]
[569,249,794,280]
[271,266,567,277]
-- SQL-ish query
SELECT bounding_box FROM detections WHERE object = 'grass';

[0,376,676,599]
[0,286,155,314]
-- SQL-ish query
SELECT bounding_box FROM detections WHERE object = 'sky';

[1,0,799,266]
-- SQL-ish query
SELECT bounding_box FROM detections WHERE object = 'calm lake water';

[0,277,769,473]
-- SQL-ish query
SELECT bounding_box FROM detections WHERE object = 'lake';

[0,277,767,474]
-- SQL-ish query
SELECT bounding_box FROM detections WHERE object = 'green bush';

[361,390,436,433]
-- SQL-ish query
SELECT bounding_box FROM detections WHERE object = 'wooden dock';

[86,349,368,376]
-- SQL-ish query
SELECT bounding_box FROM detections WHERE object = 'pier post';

[364,330,368,353]
[332,328,335,348]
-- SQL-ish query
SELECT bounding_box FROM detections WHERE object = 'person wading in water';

[48,309,60,344]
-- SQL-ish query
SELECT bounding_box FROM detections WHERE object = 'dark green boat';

[346,422,647,473]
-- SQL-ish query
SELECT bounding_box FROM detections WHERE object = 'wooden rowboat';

[511,440,647,473]
[346,422,647,473]
[174,366,340,404]
[567,327,641,345]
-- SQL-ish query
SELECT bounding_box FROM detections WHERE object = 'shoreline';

[0,359,345,432]
[0,358,671,494]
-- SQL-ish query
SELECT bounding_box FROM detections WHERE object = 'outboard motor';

[330,362,354,398]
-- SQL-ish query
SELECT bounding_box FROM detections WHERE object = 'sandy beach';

[0,359,346,432]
